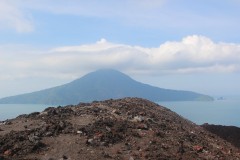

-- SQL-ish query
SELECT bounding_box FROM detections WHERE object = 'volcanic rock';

[202,123,240,149]
[0,98,239,160]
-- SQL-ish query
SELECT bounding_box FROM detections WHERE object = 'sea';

[0,98,239,127]
[0,104,55,121]
[159,98,240,127]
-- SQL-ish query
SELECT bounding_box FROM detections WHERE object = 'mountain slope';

[0,98,239,159]
[0,69,213,104]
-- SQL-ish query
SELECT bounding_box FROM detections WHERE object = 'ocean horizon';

[0,98,239,127]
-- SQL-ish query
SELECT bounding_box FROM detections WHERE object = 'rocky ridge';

[0,98,239,160]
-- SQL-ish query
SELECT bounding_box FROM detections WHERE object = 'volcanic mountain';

[0,69,213,105]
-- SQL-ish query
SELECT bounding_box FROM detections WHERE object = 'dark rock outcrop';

[202,123,240,148]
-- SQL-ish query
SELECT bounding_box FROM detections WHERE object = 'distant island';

[0,69,213,105]
[216,97,226,100]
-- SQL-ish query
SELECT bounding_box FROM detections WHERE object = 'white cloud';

[0,0,33,32]
[1,0,238,33]
[16,0,240,30]
[150,35,240,65]
[0,35,240,80]
[22,0,166,14]
[51,39,120,52]
[14,0,168,27]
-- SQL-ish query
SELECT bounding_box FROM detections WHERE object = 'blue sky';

[0,0,240,98]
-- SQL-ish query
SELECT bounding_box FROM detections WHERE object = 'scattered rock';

[62,155,68,159]
[112,109,121,115]
[105,126,111,132]
[193,145,203,152]
[3,150,11,156]
[129,156,134,160]
[86,138,94,145]
[132,116,144,122]
[137,123,148,130]
[4,121,12,125]
[28,134,41,143]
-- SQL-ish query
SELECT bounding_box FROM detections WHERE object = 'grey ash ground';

[0,98,240,160]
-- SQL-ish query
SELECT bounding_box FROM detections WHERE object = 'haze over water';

[1,98,239,127]
[160,98,240,127]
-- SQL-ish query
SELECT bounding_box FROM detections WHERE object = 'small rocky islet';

[0,98,239,159]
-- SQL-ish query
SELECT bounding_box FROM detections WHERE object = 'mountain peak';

[79,69,132,81]
[85,69,129,77]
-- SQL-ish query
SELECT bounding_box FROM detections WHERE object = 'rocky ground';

[0,98,240,160]
[202,123,240,149]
